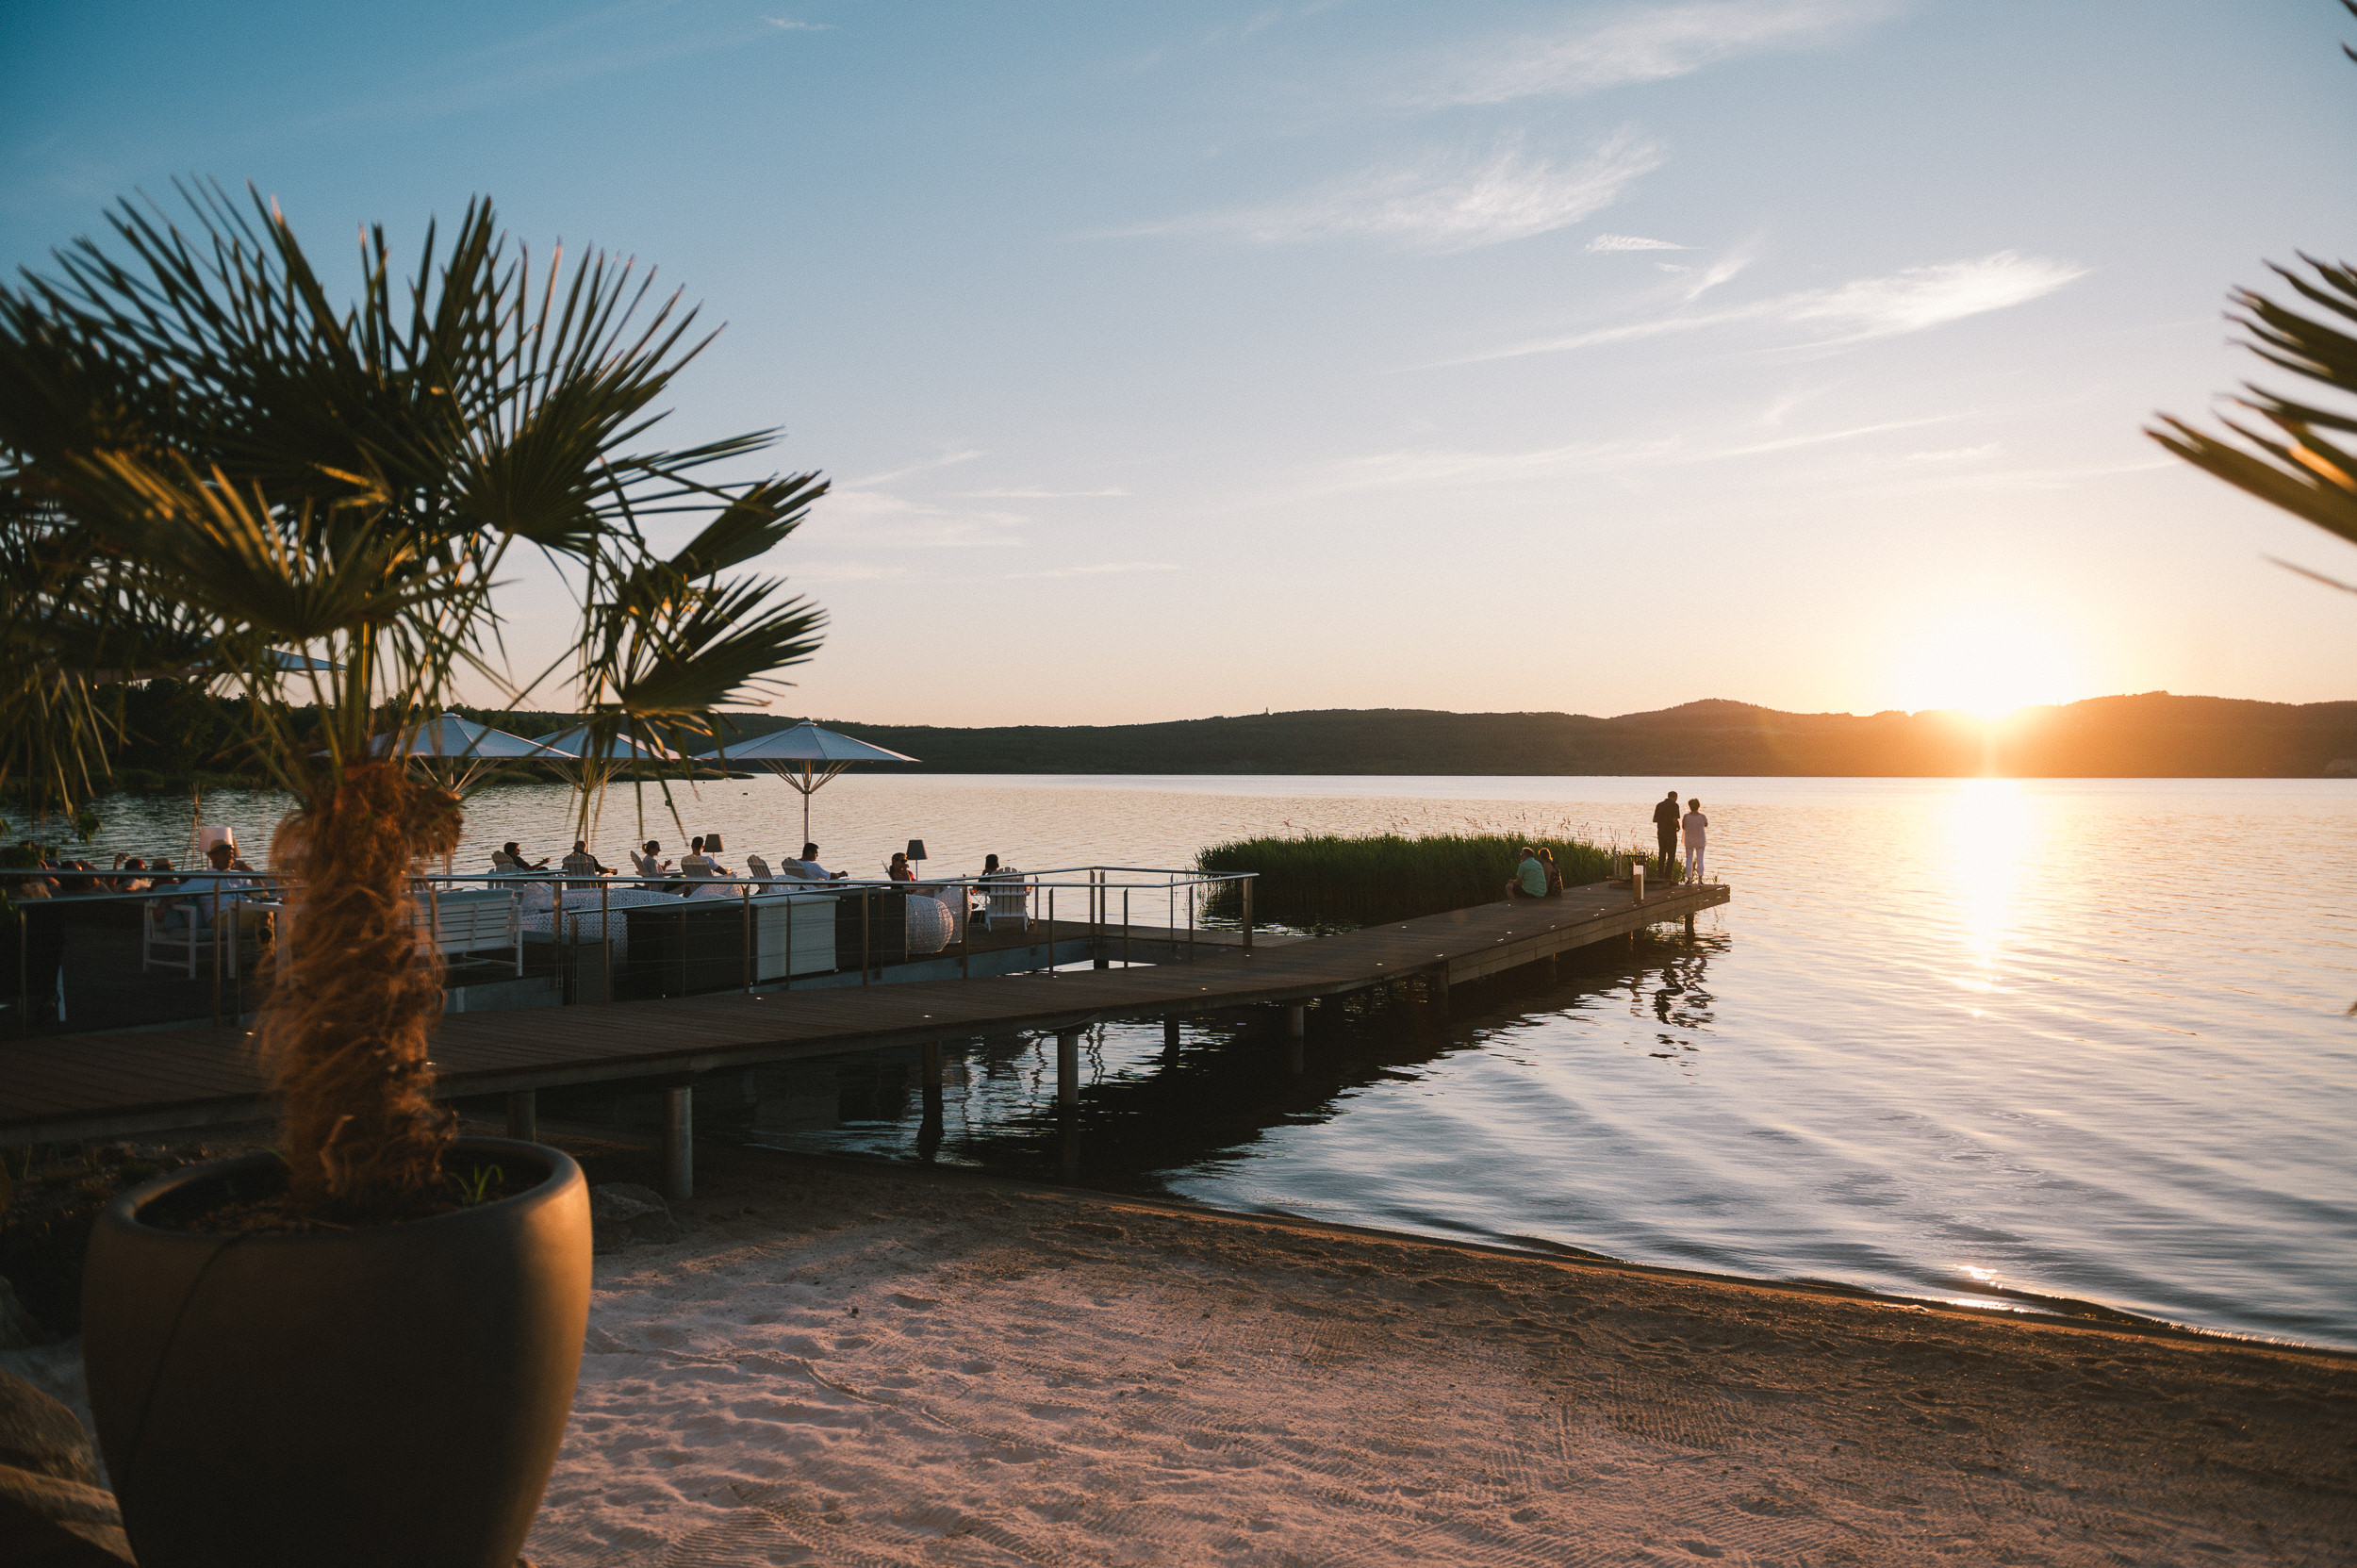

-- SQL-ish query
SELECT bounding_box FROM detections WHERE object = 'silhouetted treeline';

[35,689,2357,789]
[736,695,2357,778]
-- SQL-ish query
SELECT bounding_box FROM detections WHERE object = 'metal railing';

[0,863,1257,1039]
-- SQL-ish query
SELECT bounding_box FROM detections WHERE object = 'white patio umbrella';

[693,722,919,846]
[529,725,679,791]
[369,712,574,795]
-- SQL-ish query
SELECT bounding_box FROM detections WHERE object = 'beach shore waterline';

[526,1144,2355,1567]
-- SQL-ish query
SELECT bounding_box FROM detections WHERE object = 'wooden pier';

[0,879,1728,1195]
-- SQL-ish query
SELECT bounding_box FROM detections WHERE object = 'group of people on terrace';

[480,834,1020,904]
[6,836,254,905]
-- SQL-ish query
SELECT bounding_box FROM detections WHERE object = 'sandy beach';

[507,1140,2354,1568]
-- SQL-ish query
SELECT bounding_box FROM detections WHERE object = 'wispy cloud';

[1458,251,2086,363]
[1109,129,1664,253]
[843,449,984,487]
[1662,246,1755,301]
[762,16,835,30]
[1304,413,1955,494]
[1004,561,1179,580]
[956,487,1132,499]
[1432,0,1903,106]
[1588,233,1687,252]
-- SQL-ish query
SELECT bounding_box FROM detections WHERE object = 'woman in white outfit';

[1681,798,1707,880]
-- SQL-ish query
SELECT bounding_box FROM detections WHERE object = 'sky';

[6,0,2357,726]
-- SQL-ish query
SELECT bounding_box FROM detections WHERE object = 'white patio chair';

[981,871,1028,932]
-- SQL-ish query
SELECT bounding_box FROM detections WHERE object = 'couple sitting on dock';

[1506,846,1564,900]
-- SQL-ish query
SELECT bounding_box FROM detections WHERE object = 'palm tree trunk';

[260,761,463,1223]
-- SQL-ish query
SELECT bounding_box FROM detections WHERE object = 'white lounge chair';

[981,871,1028,933]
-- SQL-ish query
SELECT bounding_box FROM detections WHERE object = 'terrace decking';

[0,878,1729,1190]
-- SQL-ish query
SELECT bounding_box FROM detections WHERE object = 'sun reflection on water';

[1946,778,2029,994]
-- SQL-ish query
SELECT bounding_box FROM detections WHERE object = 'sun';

[1892,609,2085,719]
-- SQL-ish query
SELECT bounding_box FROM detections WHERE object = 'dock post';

[1685,912,1695,937]
[1095,878,1111,966]
[1056,1029,1080,1108]
[1284,1004,1306,1073]
[920,1040,945,1149]
[661,1081,694,1202]
[505,1090,537,1143]
[1285,1004,1305,1037]
[1163,1015,1180,1052]
[1243,878,1254,952]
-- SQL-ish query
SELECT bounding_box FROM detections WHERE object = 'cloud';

[1004,561,1180,580]
[1588,233,1687,252]
[762,16,835,29]
[1675,248,1754,301]
[1110,129,1664,253]
[789,561,904,584]
[956,487,1132,499]
[1305,413,1954,494]
[1434,0,1902,105]
[842,449,983,487]
[1459,251,2086,362]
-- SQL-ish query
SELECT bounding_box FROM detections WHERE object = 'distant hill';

[707,695,2357,778]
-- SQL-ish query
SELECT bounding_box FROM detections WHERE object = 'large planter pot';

[82,1136,592,1568]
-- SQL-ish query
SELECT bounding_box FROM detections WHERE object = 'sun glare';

[1892,610,2085,719]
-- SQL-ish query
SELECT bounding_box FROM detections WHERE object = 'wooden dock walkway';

[0,879,1729,1190]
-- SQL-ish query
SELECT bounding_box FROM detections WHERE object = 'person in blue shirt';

[1505,846,1547,900]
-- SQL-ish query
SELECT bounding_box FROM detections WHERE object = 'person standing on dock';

[1682,799,1707,881]
[1652,790,1683,878]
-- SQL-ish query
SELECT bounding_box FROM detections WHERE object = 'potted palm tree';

[0,182,827,1568]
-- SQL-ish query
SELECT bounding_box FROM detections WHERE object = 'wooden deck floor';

[0,880,1728,1146]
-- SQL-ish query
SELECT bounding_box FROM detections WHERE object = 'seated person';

[498,841,550,871]
[886,851,915,882]
[111,853,154,893]
[633,840,686,892]
[146,856,182,888]
[793,842,849,882]
[679,834,735,879]
[1505,845,1547,900]
[560,841,612,880]
[184,839,259,926]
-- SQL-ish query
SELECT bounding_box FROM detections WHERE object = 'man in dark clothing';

[1652,789,1683,876]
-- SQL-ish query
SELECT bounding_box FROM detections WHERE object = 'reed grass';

[1197,832,1677,930]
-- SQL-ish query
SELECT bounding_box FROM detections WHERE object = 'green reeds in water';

[1197,832,1676,931]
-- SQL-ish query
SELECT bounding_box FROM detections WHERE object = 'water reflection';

[1945,777,2028,994]
[538,929,1723,1196]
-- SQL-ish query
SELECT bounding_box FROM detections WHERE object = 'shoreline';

[761,1147,2357,1360]
[7,1127,2351,1564]
[538,1133,2354,1566]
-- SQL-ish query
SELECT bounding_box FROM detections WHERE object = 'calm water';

[76,774,2357,1346]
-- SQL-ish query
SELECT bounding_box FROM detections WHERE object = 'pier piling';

[662,1081,694,1202]
[505,1090,536,1143]
[1057,1029,1080,1108]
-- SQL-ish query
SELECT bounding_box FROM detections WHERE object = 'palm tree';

[0,182,826,1221]
[2149,253,2357,595]
[2148,5,2357,593]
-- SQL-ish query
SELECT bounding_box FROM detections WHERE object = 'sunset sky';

[6,0,2356,725]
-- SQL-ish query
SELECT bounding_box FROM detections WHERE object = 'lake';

[74,773,2357,1347]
